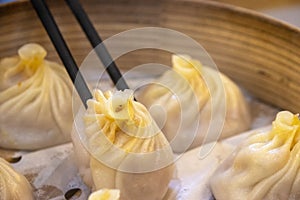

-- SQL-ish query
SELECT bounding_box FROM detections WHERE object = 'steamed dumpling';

[0,43,73,150]
[210,111,300,200]
[0,157,33,200]
[136,55,251,152]
[88,189,120,200]
[72,89,175,200]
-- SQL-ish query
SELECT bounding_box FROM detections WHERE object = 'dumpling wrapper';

[136,55,251,152]
[0,43,73,150]
[210,111,300,200]
[88,189,120,200]
[0,157,33,200]
[72,89,175,200]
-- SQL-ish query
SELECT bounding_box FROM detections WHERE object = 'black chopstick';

[31,0,92,108]
[65,0,130,91]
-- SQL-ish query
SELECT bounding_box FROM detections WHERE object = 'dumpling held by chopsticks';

[210,111,300,200]
[0,43,73,150]
[72,89,175,200]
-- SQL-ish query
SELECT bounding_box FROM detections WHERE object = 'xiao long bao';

[136,55,251,152]
[88,189,120,200]
[0,157,33,200]
[72,89,175,200]
[210,111,300,200]
[0,43,73,150]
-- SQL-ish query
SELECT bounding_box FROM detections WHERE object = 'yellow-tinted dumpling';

[72,89,175,200]
[88,189,120,200]
[0,157,33,200]
[136,55,251,152]
[210,111,300,200]
[0,43,73,150]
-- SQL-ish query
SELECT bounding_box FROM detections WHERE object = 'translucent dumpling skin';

[0,157,33,200]
[0,43,73,150]
[137,55,251,152]
[88,189,120,200]
[72,89,175,200]
[210,111,300,200]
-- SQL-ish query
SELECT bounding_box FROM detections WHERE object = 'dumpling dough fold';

[136,55,251,152]
[0,43,73,150]
[0,157,33,200]
[72,89,175,200]
[210,111,300,200]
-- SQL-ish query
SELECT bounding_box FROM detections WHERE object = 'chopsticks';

[65,0,129,91]
[31,0,92,108]
[30,0,129,108]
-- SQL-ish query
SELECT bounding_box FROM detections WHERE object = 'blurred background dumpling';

[88,189,120,200]
[72,89,175,200]
[136,55,251,152]
[0,43,73,150]
[0,157,33,200]
[210,111,300,200]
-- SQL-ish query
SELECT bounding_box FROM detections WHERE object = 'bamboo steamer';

[1,1,299,199]
[1,0,300,112]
